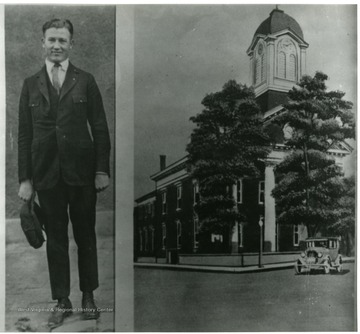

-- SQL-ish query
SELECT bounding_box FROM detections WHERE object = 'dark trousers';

[37,178,98,300]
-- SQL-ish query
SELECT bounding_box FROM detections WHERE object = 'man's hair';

[42,19,74,37]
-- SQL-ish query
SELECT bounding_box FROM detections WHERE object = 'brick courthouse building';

[134,9,354,263]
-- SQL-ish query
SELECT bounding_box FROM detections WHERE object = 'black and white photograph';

[133,4,356,331]
[4,5,115,332]
[0,2,357,333]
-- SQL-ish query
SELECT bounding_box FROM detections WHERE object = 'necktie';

[51,63,61,95]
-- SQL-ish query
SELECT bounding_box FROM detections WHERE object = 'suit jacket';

[18,62,111,191]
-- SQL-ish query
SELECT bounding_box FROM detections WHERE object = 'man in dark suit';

[18,18,111,328]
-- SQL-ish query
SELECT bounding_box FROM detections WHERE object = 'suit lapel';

[37,66,50,105]
[59,62,79,102]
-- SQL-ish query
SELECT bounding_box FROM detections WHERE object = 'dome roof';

[255,9,304,40]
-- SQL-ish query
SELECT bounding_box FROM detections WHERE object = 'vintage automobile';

[294,237,343,274]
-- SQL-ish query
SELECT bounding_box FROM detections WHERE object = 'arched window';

[260,53,266,82]
[278,51,286,79]
[254,43,266,85]
[277,38,297,81]
[255,57,261,84]
[288,54,296,81]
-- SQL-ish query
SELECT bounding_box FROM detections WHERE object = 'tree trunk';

[303,144,311,236]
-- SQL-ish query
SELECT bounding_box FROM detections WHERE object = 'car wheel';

[324,259,330,274]
[294,261,302,275]
[336,264,343,273]
[336,256,343,273]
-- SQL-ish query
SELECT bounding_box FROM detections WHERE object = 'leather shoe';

[48,298,73,329]
[82,292,100,320]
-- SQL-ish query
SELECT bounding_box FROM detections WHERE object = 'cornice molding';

[247,29,309,55]
[152,161,188,182]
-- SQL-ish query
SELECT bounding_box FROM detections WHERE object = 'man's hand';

[95,173,109,192]
[18,180,34,202]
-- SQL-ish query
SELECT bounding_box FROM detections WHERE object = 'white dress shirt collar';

[45,58,69,85]
[45,58,69,71]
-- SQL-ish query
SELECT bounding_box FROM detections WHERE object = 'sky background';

[134,4,357,199]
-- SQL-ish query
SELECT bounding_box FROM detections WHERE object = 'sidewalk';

[5,211,114,332]
[134,257,355,274]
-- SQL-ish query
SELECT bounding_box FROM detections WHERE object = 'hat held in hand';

[20,197,46,249]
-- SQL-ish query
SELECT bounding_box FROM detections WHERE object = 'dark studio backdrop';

[5,5,115,218]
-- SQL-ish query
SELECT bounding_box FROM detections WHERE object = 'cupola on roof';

[255,8,304,39]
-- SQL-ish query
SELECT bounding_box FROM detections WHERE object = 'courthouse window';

[177,220,182,249]
[144,228,149,251]
[139,229,143,252]
[193,182,200,205]
[146,203,152,217]
[278,51,286,79]
[277,38,297,81]
[194,216,199,249]
[254,43,266,85]
[149,226,154,252]
[260,53,265,82]
[236,179,243,204]
[151,202,155,217]
[162,223,167,250]
[258,181,265,204]
[288,54,296,81]
[293,224,299,246]
[177,185,182,210]
[162,192,167,214]
[211,234,223,243]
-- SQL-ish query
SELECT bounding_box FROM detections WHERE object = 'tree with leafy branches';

[271,72,355,238]
[328,175,356,255]
[186,80,271,250]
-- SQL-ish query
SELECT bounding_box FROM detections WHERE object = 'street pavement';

[135,262,356,332]
[5,211,114,332]
[6,210,355,332]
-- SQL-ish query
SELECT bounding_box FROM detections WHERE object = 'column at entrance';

[264,163,276,251]
[231,221,239,253]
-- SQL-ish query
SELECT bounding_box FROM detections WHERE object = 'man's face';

[42,27,73,63]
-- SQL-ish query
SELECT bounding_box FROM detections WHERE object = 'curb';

[134,257,355,274]
[134,263,293,274]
